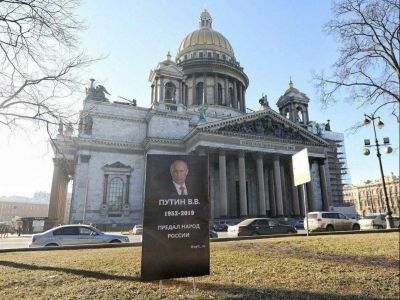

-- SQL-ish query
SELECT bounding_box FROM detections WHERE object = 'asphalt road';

[0,234,143,250]
[0,230,306,250]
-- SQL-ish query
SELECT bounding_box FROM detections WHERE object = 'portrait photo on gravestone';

[141,154,209,281]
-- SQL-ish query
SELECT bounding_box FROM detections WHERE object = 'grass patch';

[0,233,398,299]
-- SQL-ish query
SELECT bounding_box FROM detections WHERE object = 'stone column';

[238,151,248,217]
[256,153,266,216]
[273,156,284,216]
[233,80,237,108]
[160,77,164,103]
[319,161,330,211]
[288,159,301,216]
[280,165,288,215]
[264,166,270,211]
[268,168,276,216]
[182,83,186,106]
[214,74,218,104]
[224,76,228,106]
[306,180,315,212]
[219,150,228,217]
[192,74,196,105]
[46,158,69,229]
[151,85,154,103]
[228,158,236,217]
[154,78,159,102]
[242,85,246,111]
[238,83,243,111]
[177,80,181,104]
[203,72,207,104]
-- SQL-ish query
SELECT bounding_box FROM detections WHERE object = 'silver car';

[29,224,129,247]
[305,211,360,232]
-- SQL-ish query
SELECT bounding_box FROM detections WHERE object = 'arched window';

[297,107,304,123]
[196,82,204,105]
[107,177,124,211]
[284,108,290,119]
[228,87,234,107]
[165,82,176,102]
[217,83,223,105]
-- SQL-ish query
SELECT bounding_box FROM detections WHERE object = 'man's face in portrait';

[170,160,188,185]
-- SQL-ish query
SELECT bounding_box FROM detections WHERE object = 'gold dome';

[176,10,235,59]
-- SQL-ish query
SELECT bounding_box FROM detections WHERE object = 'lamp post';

[362,113,394,229]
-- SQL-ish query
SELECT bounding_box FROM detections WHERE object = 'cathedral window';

[196,82,204,105]
[107,177,124,211]
[217,83,223,105]
[284,108,290,119]
[208,52,212,58]
[222,54,226,60]
[165,82,176,101]
[297,107,304,123]
[199,52,203,58]
[102,162,132,215]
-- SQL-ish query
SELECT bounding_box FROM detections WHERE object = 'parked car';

[212,220,236,231]
[209,230,218,238]
[227,218,297,237]
[287,219,304,229]
[29,224,130,247]
[132,224,143,235]
[359,215,400,230]
[304,211,360,232]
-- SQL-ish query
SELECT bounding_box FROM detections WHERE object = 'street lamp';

[362,113,395,229]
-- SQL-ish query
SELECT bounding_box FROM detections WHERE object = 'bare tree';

[314,0,399,117]
[0,0,94,133]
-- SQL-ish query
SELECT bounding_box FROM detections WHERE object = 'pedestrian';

[17,226,22,237]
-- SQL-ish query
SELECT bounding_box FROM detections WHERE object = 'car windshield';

[363,216,377,219]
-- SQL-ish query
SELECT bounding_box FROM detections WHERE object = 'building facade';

[0,202,48,222]
[343,175,400,217]
[47,10,345,229]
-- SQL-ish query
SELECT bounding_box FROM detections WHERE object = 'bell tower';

[276,78,310,127]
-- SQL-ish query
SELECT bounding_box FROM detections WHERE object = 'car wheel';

[352,224,360,230]
[377,225,384,229]
[326,225,334,232]
[251,232,259,236]
[45,243,58,247]
[287,230,296,234]
[110,239,122,243]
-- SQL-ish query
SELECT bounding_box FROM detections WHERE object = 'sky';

[0,0,398,197]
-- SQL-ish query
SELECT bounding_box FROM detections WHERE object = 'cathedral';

[47,10,345,230]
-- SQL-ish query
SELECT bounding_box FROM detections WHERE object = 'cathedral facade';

[47,10,343,229]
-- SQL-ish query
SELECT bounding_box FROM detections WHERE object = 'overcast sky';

[0,0,398,197]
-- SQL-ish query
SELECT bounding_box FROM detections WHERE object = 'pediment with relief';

[196,109,328,146]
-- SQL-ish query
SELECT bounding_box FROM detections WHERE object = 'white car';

[359,215,400,230]
[132,224,143,235]
[29,224,130,247]
[305,211,360,232]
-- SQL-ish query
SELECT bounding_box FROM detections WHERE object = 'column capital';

[238,151,245,158]
[219,149,226,156]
